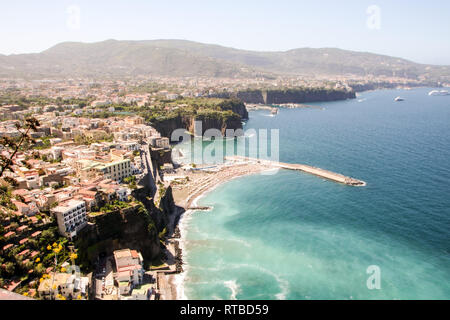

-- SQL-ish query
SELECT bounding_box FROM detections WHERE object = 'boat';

[271,108,278,115]
[394,97,404,102]
[428,90,449,96]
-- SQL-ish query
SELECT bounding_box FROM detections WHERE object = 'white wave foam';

[175,209,195,300]
[274,276,290,300]
[224,280,240,300]
[227,263,290,300]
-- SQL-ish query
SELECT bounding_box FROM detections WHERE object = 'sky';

[0,0,449,65]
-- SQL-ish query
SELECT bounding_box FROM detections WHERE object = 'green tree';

[0,117,40,178]
[4,262,15,276]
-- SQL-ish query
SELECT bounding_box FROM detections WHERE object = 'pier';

[226,156,366,186]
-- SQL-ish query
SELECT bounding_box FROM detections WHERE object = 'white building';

[51,199,88,237]
[77,159,132,182]
[25,174,40,190]
[38,267,90,300]
[51,146,64,160]
[116,187,130,202]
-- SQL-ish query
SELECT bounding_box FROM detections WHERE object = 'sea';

[173,87,450,300]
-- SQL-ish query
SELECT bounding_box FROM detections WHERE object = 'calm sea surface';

[174,87,450,299]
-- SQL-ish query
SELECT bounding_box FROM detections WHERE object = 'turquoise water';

[176,88,450,300]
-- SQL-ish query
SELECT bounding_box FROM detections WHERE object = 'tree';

[27,239,39,249]
[34,263,45,276]
[0,117,40,178]
[39,228,56,246]
[4,262,15,276]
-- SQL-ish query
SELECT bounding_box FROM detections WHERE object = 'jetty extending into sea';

[171,155,366,210]
[226,156,366,186]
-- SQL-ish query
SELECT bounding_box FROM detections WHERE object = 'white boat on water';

[428,90,449,96]
[394,96,404,102]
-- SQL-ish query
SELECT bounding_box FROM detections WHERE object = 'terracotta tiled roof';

[2,244,13,251]
[31,231,42,238]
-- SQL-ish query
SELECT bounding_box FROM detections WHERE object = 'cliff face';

[349,81,442,92]
[149,148,172,167]
[264,89,355,104]
[217,99,249,119]
[187,114,243,137]
[149,99,248,140]
[152,113,244,140]
[75,206,161,270]
[212,88,356,104]
[151,115,191,139]
[133,187,170,233]
[75,187,178,270]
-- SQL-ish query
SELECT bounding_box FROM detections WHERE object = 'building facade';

[51,199,88,237]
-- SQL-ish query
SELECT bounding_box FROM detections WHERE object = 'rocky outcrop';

[211,88,356,104]
[75,204,161,270]
[150,115,191,139]
[348,80,442,92]
[217,99,248,119]
[75,186,179,270]
[149,148,172,167]
[187,113,243,137]
[151,108,245,140]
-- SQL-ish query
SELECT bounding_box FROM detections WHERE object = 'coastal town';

[2,0,450,308]
[0,104,179,299]
[0,74,444,300]
[0,76,271,300]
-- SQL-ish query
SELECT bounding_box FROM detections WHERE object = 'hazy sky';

[1,0,449,65]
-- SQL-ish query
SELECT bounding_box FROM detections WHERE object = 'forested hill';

[0,39,449,81]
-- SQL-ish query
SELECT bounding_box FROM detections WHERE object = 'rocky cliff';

[150,100,247,140]
[211,88,356,104]
[75,186,178,270]
[348,80,442,92]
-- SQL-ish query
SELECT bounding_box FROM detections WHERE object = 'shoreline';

[167,163,276,300]
[164,157,365,299]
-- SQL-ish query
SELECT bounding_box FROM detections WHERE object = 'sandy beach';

[161,156,365,299]
[161,159,276,300]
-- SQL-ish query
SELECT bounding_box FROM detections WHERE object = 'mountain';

[0,39,449,81]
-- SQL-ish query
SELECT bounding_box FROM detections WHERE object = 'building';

[77,159,132,182]
[51,199,87,237]
[38,267,90,300]
[149,137,170,149]
[113,249,144,296]
[124,283,153,300]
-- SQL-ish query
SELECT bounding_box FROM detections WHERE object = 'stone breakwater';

[276,163,366,186]
[174,237,183,273]
[226,156,366,187]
